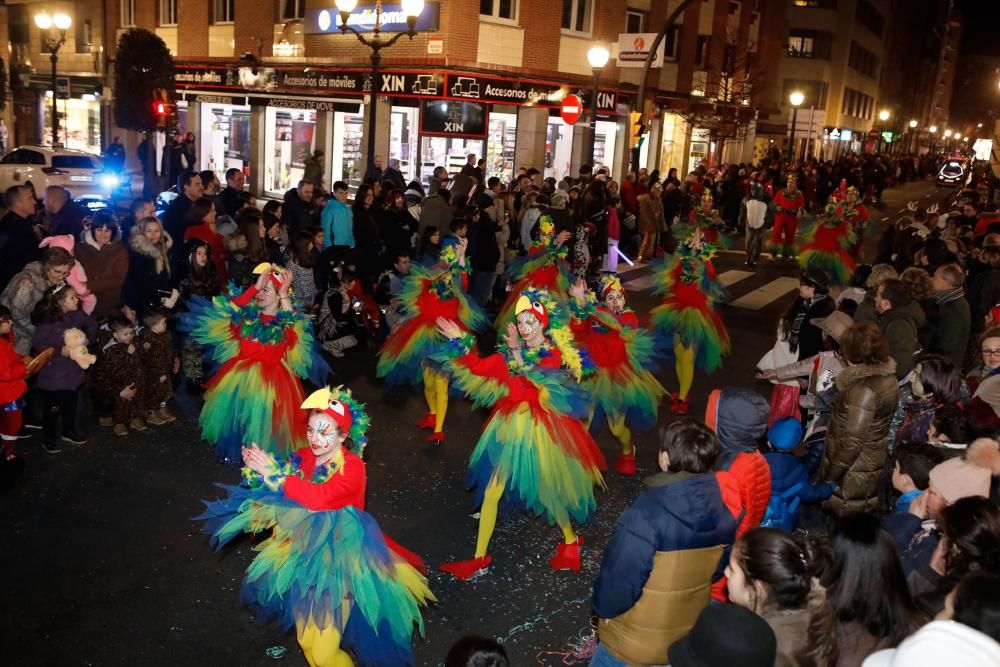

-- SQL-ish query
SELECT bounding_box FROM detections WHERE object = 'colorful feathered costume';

[569,275,665,476]
[179,273,328,466]
[196,387,435,667]
[798,202,858,286]
[495,215,572,331]
[436,288,606,581]
[678,190,731,249]
[376,243,487,443]
[649,233,730,413]
[836,189,870,258]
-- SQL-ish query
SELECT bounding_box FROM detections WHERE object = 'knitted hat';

[768,417,803,451]
[928,457,992,505]
[810,311,854,345]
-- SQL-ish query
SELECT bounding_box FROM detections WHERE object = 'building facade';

[93,0,792,191]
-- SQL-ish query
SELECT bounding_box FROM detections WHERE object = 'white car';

[0,146,119,199]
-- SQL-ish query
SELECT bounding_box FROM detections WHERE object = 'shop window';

[486,113,517,183]
[264,107,317,196]
[282,0,305,20]
[213,0,235,24]
[75,19,92,54]
[625,9,645,34]
[561,0,592,34]
[787,35,814,58]
[389,107,419,184]
[159,0,178,25]
[333,112,365,187]
[200,104,251,180]
[120,0,136,27]
[480,0,516,21]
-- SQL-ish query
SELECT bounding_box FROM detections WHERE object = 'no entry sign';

[560,94,583,125]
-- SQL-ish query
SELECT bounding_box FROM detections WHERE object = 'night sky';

[956,0,1000,56]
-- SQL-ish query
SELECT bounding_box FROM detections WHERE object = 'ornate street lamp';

[584,45,610,169]
[334,0,425,175]
[35,10,72,148]
[788,91,804,163]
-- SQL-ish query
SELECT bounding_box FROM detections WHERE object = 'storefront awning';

[23,74,103,97]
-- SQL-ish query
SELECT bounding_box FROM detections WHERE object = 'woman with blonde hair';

[122,216,174,316]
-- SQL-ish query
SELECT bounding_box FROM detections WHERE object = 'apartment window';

[75,19,92,53]
[625,9,645,34]
[793,0,837,8]
[481,0,516,21]
[282,0,305,19]
[120,0,136,27]
[848,41,878,78]
[787,35,815,58]
[695,35,709,67]
[855,0,884,37]
[213,0,235,23]
[561,0,592,33]
[664,25,680,61]
[160,0,178,25]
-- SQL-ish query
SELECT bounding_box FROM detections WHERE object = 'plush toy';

[63,328,96,369]
[39,235,97,315]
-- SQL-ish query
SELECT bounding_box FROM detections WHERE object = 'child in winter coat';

[890,442,943,514]
[94,317,144,435]
[0,305,27,460]
[138,310,176,425]
[31,283,98,453]
[761,417,834,532]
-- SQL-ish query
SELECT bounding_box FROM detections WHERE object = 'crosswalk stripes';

[621,263,801,312]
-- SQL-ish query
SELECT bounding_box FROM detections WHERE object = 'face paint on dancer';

[516,311,545,347]
[603,289,626,314]
[256,281,279,310]
[306,412,347,463]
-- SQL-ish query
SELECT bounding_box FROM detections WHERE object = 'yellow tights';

[474,474,576,558]
[296,620,354,667]
[674,341,696,400]
[586,410,633,455]
[421,367,449,432]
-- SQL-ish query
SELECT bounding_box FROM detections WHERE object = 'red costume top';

[283,447,366,511]
[773,189,804,217]
[0,331,27,404]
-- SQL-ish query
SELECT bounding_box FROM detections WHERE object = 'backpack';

[316,288,343,342]
[760,481,806,532]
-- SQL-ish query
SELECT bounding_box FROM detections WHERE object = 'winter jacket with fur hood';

[122,227,173,315]
[819,358,898,515]
[75,230,128,320]
[0,261,51,355]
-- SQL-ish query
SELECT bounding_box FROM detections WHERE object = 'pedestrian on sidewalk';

[740,181,772,268]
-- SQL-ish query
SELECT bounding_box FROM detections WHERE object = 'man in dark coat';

[219,168,246,218]
[787,268,836,361]
[926,263,971,367]
[161,171,203,267]
[282,179,316,234]
[44,185,88,239]
[0,185,42,291]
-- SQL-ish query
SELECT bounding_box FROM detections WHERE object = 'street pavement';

[0,179,953,666]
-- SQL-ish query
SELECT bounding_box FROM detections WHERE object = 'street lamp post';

[878,109,890,153]
[585,45,610,171]
[928,125,937,153]
[34,11,71,148]
[334,0,424,176]
[908,119,917,154]
[788,91,804,163]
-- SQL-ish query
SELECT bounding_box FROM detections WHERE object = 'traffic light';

[151,88,172,127]
[630,111,646,150]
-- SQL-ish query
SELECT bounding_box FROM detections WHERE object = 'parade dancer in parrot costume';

[799,199,858,287]
[649,227,730,416]
[376,237,487,445]
[682,188,731,249]
[197,386,435,667]
[179,263,329,466]
[434,288,606,581]
[568,275,666,476]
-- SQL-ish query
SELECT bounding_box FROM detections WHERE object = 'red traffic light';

[153,101,167,115]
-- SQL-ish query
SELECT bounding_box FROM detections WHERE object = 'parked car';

[0,146,119,199]
[936,158,967,187]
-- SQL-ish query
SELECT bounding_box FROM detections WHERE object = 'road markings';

[717,269,755,287]
[882,216,889,221]
[729,277,800,310]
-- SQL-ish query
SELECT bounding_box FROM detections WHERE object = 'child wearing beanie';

[761,417,835,531]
